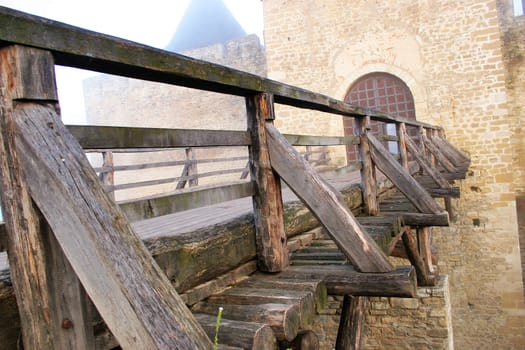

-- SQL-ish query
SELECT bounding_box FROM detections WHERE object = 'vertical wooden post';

[177,147,198,189]
[418,226,436,274]
[418,126,427,175]
[357,116,378,216]
[396,122,409,170]
[100,151,115,199]
[426,129,436,167]
[335,295,367,350]
[246,93,288,272]
[0,45,95,349]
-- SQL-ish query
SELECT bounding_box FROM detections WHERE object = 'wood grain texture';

[422,134,456,173]
[368,133,443,215]
[247,93,288,272]
[396,123,409,170]
[67,125,251,150]
[10,102,212,348]
[357,117,378,215]
[336,295,367,350]
[0,45,94,350]
[265,124,392,273]
[402,230,437,286]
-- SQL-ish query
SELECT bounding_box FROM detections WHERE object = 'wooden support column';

[418,226,436,275]
[0,45,212,349]
[402,229,437,286]
[396,122,409,170]
[418,126,427,175]
[100,151,115,199]
[357,116,378,216]
[0,45,95,350]
[335,295,367,350]
[246,93,288,272]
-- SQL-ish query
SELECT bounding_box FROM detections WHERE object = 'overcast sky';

[0,0,264,123]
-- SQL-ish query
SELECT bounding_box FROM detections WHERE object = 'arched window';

[343,72,416,162]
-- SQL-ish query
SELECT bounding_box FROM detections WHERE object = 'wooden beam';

[403,130,451,189]
[283,133,360,146]
[336,296,367,350]
[280,330,319,350]
[67,125,251,150]
[247,93,288,272]
[176,148,198,189]
[358,116,378,215]
[0,45,95,350]
[422,134,456,173]
[3,77,212,350]
[265,124,392,273]
[431,136,470,167]
[402,229,437,286]
[367,133,443,214]
[120,181,254,222]
[0,6,439,130]
[381,212,449,226]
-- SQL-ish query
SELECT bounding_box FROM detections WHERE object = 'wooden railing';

[0,6,469,350]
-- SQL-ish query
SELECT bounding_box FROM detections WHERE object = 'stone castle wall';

[263,0,525,348]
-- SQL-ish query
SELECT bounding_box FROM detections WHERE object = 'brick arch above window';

[343,72,416,162]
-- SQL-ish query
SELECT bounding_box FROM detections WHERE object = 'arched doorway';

[343,72,416,162]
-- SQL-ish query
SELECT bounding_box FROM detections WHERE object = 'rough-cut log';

[265,124,392,273]
[0,45,95,350]
[237,276,328,311]
[367,133,443,215]
[381,212,449,226]
[3,86,211,350]
[402,230,437,286]
[390,240,438,265]
[431,136,470,167]
[404,130,451,189]
[396,123,409,170]
[176,147,198,189]
[422,134,456,173]
[206,287,315,329]
[247,93,288,272]
[100,151,114,199]
[277,265,417,297]
[193,302,300,342]
[120,181,254,222]
[336,296,367,350]
[357,117,378,215]
[0,6,439,129]
[280,330,320,350]
[418,227,436,275]
[0,223,6,252]
[194,313,277,350]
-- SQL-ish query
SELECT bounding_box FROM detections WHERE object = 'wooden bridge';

[0,7,469,350]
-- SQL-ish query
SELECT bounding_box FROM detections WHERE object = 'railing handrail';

[0,6,439,130]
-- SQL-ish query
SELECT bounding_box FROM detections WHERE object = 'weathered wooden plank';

[283,133,360,146]
[194,313,277,350]
[265,124,392,273]
[357,117,378,215]
[67,125,251,150]
[0,6,440,130]
[0,222,6,252]
[193,302,301,342]
[9,102,211,348]
[396,123,409,170]
[404,130,451,189]
[422,134,456,173]
[0,45,95,350]
[368,133,443,214]
[381,211,449,226]
[247,93,288,272]
[431,136,470,168]
[176,148,198,189]
[278,265,417,297]
[336,295,367,350]
[180,261,256,306]
[119,181,254,222]
[418,227,436,275]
